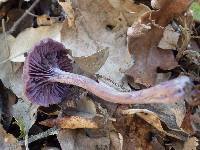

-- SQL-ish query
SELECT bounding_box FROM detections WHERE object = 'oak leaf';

[125,0,192,86]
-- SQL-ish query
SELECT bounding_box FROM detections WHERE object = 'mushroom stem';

[50,68,192,104]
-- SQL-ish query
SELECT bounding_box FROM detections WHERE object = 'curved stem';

[50,69,191,104]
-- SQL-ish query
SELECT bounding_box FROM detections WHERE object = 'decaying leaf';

[61,0,149,87]
[126,0,192,86]
[74,48,109,74]
[40,115,98,129]
[109,131,123,150]
[190,106,200,132]
[10,23,63,62]
[57,129,75,150]
[36,15,61,26]
[114,113,158,150]
[120,107,188,141]
[0,124,21,150]
[57,129,110,150]
[108,0,150,28]
[0,34,23,97]
[76,96,96,115]
[183,137,198,150]
[176,11,193,60]
[158,25,180,50]
[12,99,38,134]
[121,109,164,133]
[58,0,75,27]
[133,101,186,130]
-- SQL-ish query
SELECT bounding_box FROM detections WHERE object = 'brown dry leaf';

[190,106,200,132]
[76,96,96,115]
[58,0,75,27]
[158,25,180,50]
[186,85,200,106]
[133,101,186,131]
[126,0,192,86]
[40,116,98,129]
[61,0,149,88]
[114,114,156,150]
[110,131,123,150]
[176,11,193,60]
[0,124,22,150]
[183,137,198,150]
[10,23,63,62]
[57,129,110,150]
[120,108,188,140]
[181,107,193,133]
[74,48,109,74]
[36,15,61,26]
[121,109,164,133]
[108,0,150,28]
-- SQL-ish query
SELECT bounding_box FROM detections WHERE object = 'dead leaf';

[12,99,38,133]
[57,129,75,150]
[1,90,17,129]
[183,137,198,150]
[0,34,23,97]
[158,25,180,50]
[110,131,123,150]
[0,124,22,150]
[58,0,75,27]
[132,101,186,130]
[190,106,200,132]
[61,0,148,88]
[186,85,200,106]
[10,23,63,62]
[40,116,98,129]
[76,96,96,115]
[114,113,156,150]
[176,11,193,60]
[36,15,60,26]
[57,129,110,150]
[108,0,150,28]
[74,48,109,74]
[121,109,164,133]
[181,107,193,133]
[126,0,192,86]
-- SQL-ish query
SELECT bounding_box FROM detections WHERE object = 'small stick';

[8,0,40,34]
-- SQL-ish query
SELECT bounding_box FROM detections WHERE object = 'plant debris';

[0,0,199,149]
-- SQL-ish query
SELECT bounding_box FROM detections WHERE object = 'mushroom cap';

[23,38,73,106]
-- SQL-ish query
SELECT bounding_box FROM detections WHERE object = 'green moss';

[190,2,200,22]
[13,120,26,139]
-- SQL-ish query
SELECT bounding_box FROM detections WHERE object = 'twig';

[2,19,9,52]
[6,127,59,149]
[25,10,38,17]
[191,35,200,39]
[8,0,40,34]
[19,127,59,145]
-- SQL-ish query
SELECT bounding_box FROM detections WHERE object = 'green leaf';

[13,120,26,139]
[190,2,200,22]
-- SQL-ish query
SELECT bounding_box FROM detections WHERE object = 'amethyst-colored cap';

[23,38,73,106]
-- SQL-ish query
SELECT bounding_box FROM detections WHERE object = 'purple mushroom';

[23,38,192,106]
[23,39,73,106]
